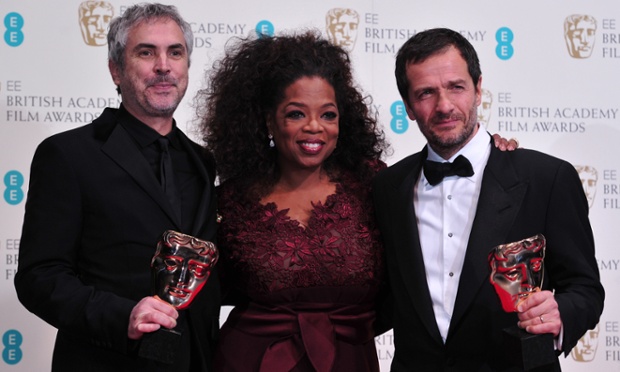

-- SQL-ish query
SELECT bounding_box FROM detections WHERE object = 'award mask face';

[151,231,218,309]
[571,324,600,362]
[488,234,545,312]
[325,8,359,51]
[564,14,597,59]
[78,1,114,46]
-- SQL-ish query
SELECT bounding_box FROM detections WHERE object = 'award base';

[138,327,182,364]
[502,326,556,371]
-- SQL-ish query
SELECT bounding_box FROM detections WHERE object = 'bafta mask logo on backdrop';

[575,165,598,208]
[571,324,600,362]
[478,89,493,129]
[325,8,359,51]
[564,15,597,59]
[78,1,114,46]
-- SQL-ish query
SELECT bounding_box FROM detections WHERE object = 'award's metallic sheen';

[488,234,555,371]
[139,230,218,364]
[151,230,219,309]
[488,234,545,312]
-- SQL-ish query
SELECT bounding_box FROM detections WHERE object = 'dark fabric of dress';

[214,165,385,372]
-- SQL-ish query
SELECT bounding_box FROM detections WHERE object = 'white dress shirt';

[414,127,491,343]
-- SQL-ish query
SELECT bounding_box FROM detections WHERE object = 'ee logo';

[4,170,24,205]
[4,12,24,47]
[2,330,23,365]
[390,101,409,134]
[255,20,274,38]
[496,27,514,60]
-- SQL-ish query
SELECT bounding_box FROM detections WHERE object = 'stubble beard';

[142,75,186,117]
[121,73,186,119]
[142,91,182,117]
[427,103,479,156]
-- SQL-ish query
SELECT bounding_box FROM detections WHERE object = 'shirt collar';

[426,124,491,165]
[424,125,492,185]
[118,104,179,149]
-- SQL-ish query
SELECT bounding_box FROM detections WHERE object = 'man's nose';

[436,91,454,113]
[155,54,171,74]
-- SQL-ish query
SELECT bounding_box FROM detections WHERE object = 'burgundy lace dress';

[214,167,385,372]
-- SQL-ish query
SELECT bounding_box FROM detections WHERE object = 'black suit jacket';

[373,142,604,371]
[15,108,220,371]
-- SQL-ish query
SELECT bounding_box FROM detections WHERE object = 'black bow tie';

[423,155,474,186]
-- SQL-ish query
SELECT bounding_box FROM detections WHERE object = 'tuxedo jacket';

[15,108,220,371]
[372,142,604,371]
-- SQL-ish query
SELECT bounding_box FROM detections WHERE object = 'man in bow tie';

[372,28,603,371]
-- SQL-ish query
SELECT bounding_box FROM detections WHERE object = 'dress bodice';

[216,169,384,302]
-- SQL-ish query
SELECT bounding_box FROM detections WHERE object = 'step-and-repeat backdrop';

[1,1,619,370]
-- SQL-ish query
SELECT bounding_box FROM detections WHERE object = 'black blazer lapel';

[100,123,182,228]
[450,145,528,329]
[386,148,444,343]
[176,130,214,238]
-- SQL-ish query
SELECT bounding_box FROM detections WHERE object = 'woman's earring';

[268,134,275,148]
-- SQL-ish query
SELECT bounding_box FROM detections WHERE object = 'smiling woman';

[195,30,390,371]
[268,76,340,184]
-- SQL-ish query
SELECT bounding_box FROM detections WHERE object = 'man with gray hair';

[15,3,220,371]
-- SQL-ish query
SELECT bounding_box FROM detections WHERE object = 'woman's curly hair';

[195,30,388,196]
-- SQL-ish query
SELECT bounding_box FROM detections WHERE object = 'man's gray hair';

[107,3,193,68]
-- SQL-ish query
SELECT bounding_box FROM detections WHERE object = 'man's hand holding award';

[138,230,219,364]
[488,234,556,371]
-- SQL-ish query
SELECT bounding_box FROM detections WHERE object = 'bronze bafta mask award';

[138,230,219,364]
[488,234,555,371]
